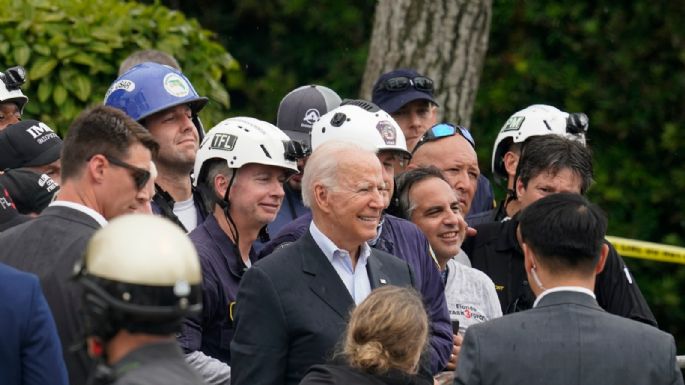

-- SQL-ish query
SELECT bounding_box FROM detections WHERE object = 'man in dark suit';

[0,105,159,385]
[231,142,418,385]
[455,193,683,385]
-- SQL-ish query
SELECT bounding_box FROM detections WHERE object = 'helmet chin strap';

[219,170,241,260]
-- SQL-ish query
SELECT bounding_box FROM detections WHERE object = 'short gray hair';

[302,141,376,208]
[201,159,234,208]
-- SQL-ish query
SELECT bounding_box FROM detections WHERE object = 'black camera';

[0,66,27,91]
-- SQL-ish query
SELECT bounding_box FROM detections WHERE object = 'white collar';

[533,286,595,308]
[309,220,371,263]
[49,201,108,227]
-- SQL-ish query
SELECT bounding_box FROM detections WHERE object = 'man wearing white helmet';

[75,214,205,385]
[462,135,656,326]
[177,117,299,384]
[252,84,342,251]
[471,104,588,225]
[258,100,453,376]
[0,66,28,130]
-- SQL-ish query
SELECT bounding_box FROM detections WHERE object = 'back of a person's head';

[343,286,428,375]
[518,192,607,274]
[60,105,158,182]
[517,134,594,194]
[118,49,180,75]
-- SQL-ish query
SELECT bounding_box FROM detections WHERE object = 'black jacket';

[462,218,657,326]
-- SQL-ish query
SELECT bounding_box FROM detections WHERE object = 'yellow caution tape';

[606,236,685,265]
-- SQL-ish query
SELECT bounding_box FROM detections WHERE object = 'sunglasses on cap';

[411,123,475,156]
[283,140,310,161]
[376,76,434,93]
[101,154,151,191]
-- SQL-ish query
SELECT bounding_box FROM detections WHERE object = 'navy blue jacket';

[0,263,68,385]
[179,214,257,364]
[259,213,452,374]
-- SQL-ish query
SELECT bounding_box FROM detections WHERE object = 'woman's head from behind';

[344,286,428,374]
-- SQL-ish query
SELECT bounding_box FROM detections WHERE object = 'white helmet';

[491,104,588,183]
[76,214,202,340]
[311,99,411,159]
[0,66,28,112]
[193,116,300,186]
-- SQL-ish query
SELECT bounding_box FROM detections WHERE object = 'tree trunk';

[360,0,492,128]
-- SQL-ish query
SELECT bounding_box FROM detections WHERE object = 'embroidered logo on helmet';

[163,73,190,98]
[500,116,525,133]
[104,80,135,102]
[208,133,238,151]
[376,120,396,145]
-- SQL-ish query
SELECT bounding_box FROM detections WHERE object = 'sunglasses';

[377,76,434,93]
[283,140,310,161]
[411,123,475,155]
[103,154,151,190]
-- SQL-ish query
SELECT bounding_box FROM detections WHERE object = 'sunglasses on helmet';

[283,140,310,161]
[411,123,475,156]
[376,76,434,93]
[102,154,151,191]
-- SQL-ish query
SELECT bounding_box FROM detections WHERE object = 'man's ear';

[503,151,519,180]
[88,154,107,184]
[595,243,610,275]
[515,177,526,201]
[522,242,537,272]
[313,183,331,213]
[213,173,229,200]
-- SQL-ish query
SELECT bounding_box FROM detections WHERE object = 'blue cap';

[371,68,437,114]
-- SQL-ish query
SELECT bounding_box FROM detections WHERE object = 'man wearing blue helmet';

[104,62,209,232]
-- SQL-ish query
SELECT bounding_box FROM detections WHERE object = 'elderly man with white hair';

[230,141,420,385]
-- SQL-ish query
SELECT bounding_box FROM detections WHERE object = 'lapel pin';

[380,278,387,285]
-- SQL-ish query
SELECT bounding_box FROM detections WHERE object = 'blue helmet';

[104,62,208,134]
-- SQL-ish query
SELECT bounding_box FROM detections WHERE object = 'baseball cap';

[372,68,438,114]
[0,120,62,169]
[0,183,30,232]
[276,85,342,149]
[0,169,59,214]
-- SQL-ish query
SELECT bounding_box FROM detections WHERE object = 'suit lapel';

[366,250,392,289]
[300,232,355,319]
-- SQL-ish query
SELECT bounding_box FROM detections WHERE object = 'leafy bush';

[0,0,243,135]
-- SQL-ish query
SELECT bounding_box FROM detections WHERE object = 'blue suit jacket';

[0,263,68,385]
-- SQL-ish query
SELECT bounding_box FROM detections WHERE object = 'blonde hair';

[343,286,428,374]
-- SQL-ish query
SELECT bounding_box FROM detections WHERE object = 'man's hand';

[445,333,463,370]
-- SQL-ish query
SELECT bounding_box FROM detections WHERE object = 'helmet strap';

[222,170,241,259]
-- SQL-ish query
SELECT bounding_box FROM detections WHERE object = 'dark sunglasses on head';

[411,123,475,155]
[103,154,151,190]
[377,76,434,93]
[283,140,310,161]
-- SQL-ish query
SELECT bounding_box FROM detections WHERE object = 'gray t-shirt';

[444,258,502,335]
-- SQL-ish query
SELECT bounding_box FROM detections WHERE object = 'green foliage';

[471,1,685,347]
[146,0,375,122]
[0,0,242,135]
